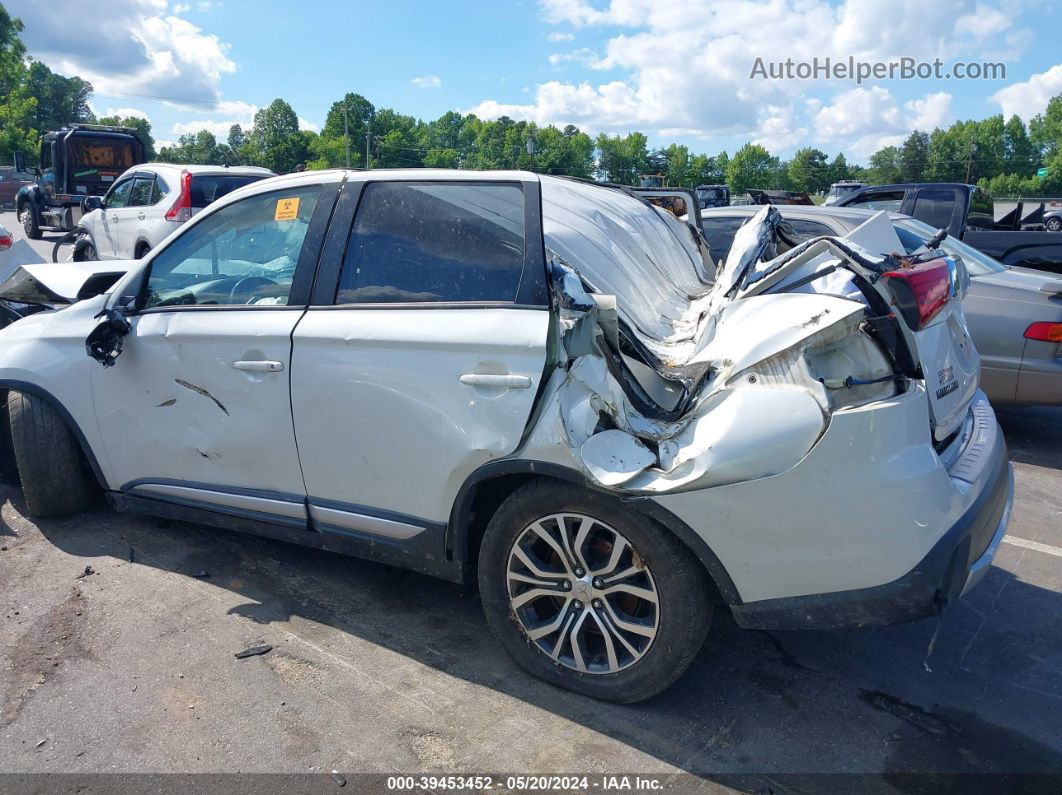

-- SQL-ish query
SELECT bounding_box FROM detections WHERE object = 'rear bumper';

[731,399,1013,631]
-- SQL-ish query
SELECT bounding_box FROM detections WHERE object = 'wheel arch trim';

[0,380,108,490]
[447,459,743,605]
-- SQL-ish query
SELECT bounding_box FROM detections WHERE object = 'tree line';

[2,2,1060,196]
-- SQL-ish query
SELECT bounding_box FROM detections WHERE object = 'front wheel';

[478,481,711,703]
[19,204,41,240]
[1046,217,1062,232]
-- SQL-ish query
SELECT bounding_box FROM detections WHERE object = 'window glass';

[143,185,321,309]
[152,176,170,204]
[128,177,155,207]
[699,217,746,263]
[337,182,525,304]
[785,218,836,239]
[847,191,904,211]
[190,175,265,208]
[912,188,958,231]
[106,179,134,208]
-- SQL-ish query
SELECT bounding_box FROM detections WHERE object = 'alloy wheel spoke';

[528,519,576,575]
[568,609,590,673]
[602,582,658,605]
[511,544,567,582]
[589,609,620,672]
[591,535,629,578]
[511,586,564,610]
[596,607,642,659]
[601,598,657,639]
[526,600,574,640]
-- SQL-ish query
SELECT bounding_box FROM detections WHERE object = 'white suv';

[76,163,273,260]
[0,170,1012,702]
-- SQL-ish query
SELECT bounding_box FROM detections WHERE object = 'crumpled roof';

[539,176,715,353]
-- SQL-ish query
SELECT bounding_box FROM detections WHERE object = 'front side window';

[128,177,155,207]
[336,182,525,304]
[142,185,321,309]
[106,179,134,208]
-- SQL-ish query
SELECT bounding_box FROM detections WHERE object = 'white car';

[0,170,1012,702]
[76,163,273,260]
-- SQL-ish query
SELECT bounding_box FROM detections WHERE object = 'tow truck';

[14,124,146,240]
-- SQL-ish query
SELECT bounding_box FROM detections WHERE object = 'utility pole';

[965,141,977,184]
[526,136,536,172]
[365,130,371,169]
[343,106,351,168]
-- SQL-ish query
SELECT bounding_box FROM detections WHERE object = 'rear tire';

[134,242,150,259]
[1046,217,1062,232]
[478,480,712,703]
[8,391,98,516]
[0,391,18,484]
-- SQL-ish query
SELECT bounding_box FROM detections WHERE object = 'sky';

[9,0,1062,163]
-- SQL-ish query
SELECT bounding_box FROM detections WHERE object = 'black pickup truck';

[835,182,1062,274]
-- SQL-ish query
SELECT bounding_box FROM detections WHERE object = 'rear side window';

[847,191,904,211]
[700,217,746,263]
[151,176,170,204]
[336,182,525,304]
[190,175,265,208]
[785,218,836,239]
[912,189,957,231]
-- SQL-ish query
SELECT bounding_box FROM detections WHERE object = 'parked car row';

[0,168,1012,703]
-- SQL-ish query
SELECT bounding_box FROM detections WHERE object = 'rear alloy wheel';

[479,481,711,703]
[1046,217,1062,232]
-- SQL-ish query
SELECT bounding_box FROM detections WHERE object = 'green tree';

[826,153,850,184]
[1002,115,1037,177]
[1029,96,1062,161]
[157,130,234,165]
[595,132,648,184]
[97,114,155,161]
[726,143,779,193]
[787,147,829,193]
[868,145,903,183]
[899,131,929,182]
[244,98,309,172]
[27,60,94,132]
[0,4,36,163]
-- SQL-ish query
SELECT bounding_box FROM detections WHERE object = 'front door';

[98,176,134,258]
[290,178,550,538]
[92,180,334,523]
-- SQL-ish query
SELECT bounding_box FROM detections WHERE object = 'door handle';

[459,373,532,389]
[233,360,284,373]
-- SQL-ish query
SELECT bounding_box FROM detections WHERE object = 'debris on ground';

[35,739,46,748]
[128,547,135,563]
[330,771,347,787]
[75,566,94,579]
[192,570,209,579]
[234,644,272,659]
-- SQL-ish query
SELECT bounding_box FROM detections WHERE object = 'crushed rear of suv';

[0,172,1012,702]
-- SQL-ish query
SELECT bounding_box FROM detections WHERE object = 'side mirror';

[82,196,104,212]
[13,151,25,174]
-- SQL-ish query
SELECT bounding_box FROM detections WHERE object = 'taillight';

[165,169,192,222]
[1024,322,1062,342]
[0,233,12,250]
[882,259,951,330]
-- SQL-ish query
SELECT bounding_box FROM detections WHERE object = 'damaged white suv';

[0,170,1012,702]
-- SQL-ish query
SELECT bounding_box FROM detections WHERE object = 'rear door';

[290,177,550,536]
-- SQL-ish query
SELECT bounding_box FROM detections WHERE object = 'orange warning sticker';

[274,197,300,221]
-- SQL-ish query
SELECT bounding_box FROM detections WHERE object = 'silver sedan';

[700,205,1062,407]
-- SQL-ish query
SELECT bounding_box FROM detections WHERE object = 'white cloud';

[411,75,442,89]
[104,107,151,121]
[547,31,574,42]
[991,63,1062,121]
[171,2,190,12]
[16,0,235,105]
[469,0,1029,154]
[170,119,242,137]
[298,117,320,133]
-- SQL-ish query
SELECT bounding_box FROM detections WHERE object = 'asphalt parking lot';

[1,214,1061,789]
